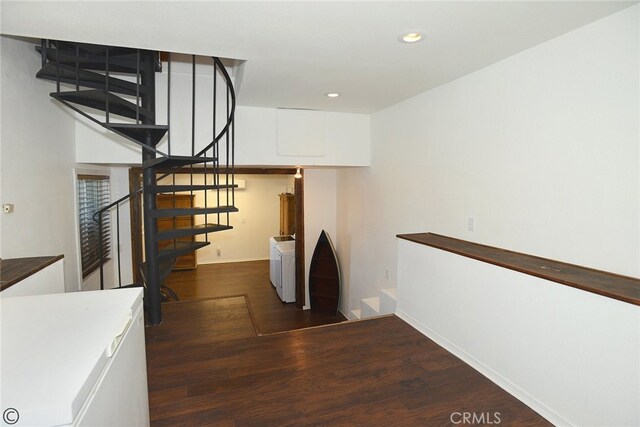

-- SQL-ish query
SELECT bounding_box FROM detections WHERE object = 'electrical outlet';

[3,204,14,214]
[217,247,221,256]
[467,216,475,232]
[385,269,389,280]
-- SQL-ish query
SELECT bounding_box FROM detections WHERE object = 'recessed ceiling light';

[400,31,423,43]
[326,92,340,98]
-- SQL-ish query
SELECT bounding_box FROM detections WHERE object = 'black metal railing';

[85,51,237,290]
[39,40,237,324]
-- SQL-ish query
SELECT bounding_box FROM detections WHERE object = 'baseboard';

[198,257,268,265]
[395,309,571,427]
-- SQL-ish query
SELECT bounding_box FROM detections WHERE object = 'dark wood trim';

[295,170,305,309]
[157,167,296,175]
[397,232,640,306]
[130,167,144,284]
[77,174,110,180]
[0,255,64,291]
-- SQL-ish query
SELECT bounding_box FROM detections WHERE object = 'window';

[77,174,111,278]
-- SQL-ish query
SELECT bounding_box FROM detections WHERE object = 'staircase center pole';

[141,51,162,326]
[143,157,161,325]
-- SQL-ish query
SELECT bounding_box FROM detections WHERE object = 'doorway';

[128,167,306,309]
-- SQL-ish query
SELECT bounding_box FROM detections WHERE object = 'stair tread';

[381,288,397,300]
[54,41,138,57]
[37,62,145,96]
[36,46,142,73]
[156,223,233,240]
[105,123,168,147]
[158,241,210,260]
[148,184,237,193]
[107,123,168,129]
[167,223,232,230]
[150,206,239,218]
[144,155,218,169]
[379,288,397,315]
[361,297,381,317]
[52,90,154,121]
[362,296,381,309]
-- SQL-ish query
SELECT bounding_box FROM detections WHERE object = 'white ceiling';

[1,1,636,113]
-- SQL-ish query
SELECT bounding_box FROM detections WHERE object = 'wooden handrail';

[397,232,640,306]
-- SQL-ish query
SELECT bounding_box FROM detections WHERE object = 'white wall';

[0,37,3,261]
[235,107,370,167]
[157,173,294,264]
[397,239,640,426]
[304,169,337,309]
[337,6,640,313]
[76,105,371,168]
[76,62,371,168]
[0,36,80,292]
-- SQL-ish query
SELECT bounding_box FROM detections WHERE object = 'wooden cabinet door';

[279,193,295,236]
[156,194,197,270]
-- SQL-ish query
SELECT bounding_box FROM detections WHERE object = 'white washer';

[269,237,280,288]
[270,236,294,290]
[275,240,296,303]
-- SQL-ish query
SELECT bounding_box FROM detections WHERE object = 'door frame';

[129,166,306,309]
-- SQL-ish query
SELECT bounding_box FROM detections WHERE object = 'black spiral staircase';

[36,40,238,325]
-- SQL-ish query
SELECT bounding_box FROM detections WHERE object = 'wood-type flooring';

[146,312,550,426]
[163,260,345,335]
[146,261,551,426]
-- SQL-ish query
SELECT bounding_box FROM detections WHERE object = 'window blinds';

[77,174,111,278]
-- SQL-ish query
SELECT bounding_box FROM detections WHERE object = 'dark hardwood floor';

[146,260,550,426]
[146,313,551,426]
[163,260,345,335]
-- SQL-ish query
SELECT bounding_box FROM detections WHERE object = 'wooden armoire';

[279,193,295,236]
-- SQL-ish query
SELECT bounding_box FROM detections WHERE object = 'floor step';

[146,184,237,193]
[361,297,380,319]
[150,206,239,218]
[158,241,210,261]
[380,288,397,315]
[350,309,362,320]
[52,90,154,121]
[105,124,168,147]
[143,155,217,169]
[37,62,147,96]
[156,223,233,241]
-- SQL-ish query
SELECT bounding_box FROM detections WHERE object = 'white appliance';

[269,236,280,289]
[275,240,296,303]
[0,288,150,427]
[270,236,294,290]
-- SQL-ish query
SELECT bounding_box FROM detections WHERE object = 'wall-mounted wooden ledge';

[397,233,640,306]
[0,255,64,292]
